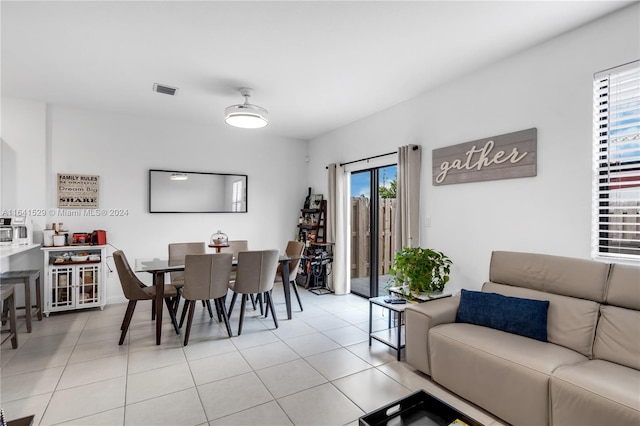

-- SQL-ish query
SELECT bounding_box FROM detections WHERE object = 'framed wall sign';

[309,194,323,210]
[432,128,537,186]
[57,173,100,208]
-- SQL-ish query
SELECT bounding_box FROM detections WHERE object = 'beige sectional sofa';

[405,251,640,426]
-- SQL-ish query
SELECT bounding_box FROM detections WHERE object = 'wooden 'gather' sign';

[432,128,537,186]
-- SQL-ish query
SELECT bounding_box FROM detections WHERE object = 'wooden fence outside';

[603,200,640,256]
[350,196,396,278]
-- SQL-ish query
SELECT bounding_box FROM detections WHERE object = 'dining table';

[135,254,298,345]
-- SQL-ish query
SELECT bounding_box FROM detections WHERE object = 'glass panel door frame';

[347,160,397,298]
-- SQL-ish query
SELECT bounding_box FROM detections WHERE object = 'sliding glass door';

[349,164,397,298]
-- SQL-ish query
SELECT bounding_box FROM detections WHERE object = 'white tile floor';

[1,285,505,425]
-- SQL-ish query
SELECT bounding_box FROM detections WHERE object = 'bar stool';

[1,284,18,348]
[0,270,43,333]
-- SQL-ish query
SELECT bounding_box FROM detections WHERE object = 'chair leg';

[238,294,247,336]
[228,292,238,316]
[264,293,270,318]
[2,299,8,326]
[179,300,189,328]
[205,300,214,319]
[183,300,196,346]
[7,291,17,348]
[250,294,257,310]
[213,298,223,322]
[24,277,32,332]
[216,298,233,337]
[35,275,43,321]
[119,300,137,345]
[291,280,303,311]
[164,297,180,335]
[266,290,278,329]
[151,299,156,320]
[258,293,264,315]
[120,299,135,331]
[173,291,182,314]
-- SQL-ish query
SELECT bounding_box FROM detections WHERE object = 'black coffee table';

[359,389,483,426]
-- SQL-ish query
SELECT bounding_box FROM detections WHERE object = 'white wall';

[307,4,640,292]
[1,98,48,213]
[1,98,47,274]
[2,103,309,303]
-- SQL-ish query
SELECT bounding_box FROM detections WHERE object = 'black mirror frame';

[148,169,248,213]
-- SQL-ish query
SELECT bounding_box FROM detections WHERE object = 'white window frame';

[231,180,244,212]
[592,60,640,263]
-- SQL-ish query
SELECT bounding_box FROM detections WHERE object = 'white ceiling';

[1,1,635,141]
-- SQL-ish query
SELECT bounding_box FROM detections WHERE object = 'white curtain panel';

[395,145,422,252]
[327,163,349,294]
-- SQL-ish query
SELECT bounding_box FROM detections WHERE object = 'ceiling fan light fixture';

[225,88,269,129]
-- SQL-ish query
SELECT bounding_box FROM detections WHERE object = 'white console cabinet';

[42,245,107,316]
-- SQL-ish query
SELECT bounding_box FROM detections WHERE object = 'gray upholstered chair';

[274,240,305,312]
[220,240,249,258]
[182,253,233,345]
[221,240,262,309]
[227,250,279,335]
[220,240,249,281]
[169,242,207,314]
[113,250,179,345]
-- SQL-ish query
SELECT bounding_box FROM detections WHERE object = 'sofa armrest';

[405,295,460,375]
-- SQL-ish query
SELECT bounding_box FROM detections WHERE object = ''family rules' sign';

[432,128,537,186]
[57,174,100,208]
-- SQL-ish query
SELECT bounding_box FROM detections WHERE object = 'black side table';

[368,296,411,361]
[368,292,453,361]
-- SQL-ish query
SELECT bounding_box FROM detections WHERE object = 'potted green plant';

[388,247,452,297]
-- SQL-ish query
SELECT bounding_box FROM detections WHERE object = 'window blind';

[593,60,640,261]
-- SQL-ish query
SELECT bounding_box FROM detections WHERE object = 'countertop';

[0,243,41,259]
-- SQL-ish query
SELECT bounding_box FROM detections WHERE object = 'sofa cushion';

[429,323,587,426]
[593,305,640,370]
[551,360,640,426]
[489,251,609,302]
[456,289,549,341]
[606,263,640,310]
[483,282,600,357]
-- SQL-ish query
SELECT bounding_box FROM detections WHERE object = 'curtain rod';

[325,145,418,169]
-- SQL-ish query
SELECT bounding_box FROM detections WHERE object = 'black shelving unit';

[295,199,333,294]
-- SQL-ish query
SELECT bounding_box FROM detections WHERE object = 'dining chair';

[274,240,305,312]
[227,249,279,335]
[182,253,233,345]
[168,242,207,313]
[220,240,248,279]
[113,250,180,345]
[220,240,260,308]
[220,240,249,257]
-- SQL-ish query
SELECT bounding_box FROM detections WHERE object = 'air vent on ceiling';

[153,83,178,96]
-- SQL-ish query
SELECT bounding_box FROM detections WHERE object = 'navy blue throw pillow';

[455,289,549,342]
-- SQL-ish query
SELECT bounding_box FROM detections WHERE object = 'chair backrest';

[168,242,206,283]
[284,240,305,282]
[113,250,149,300]
[220,240,249,259]
[183,253,233,300]
[234,250,279,294]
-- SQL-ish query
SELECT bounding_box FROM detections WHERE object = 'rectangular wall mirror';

[149,169,248,213]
